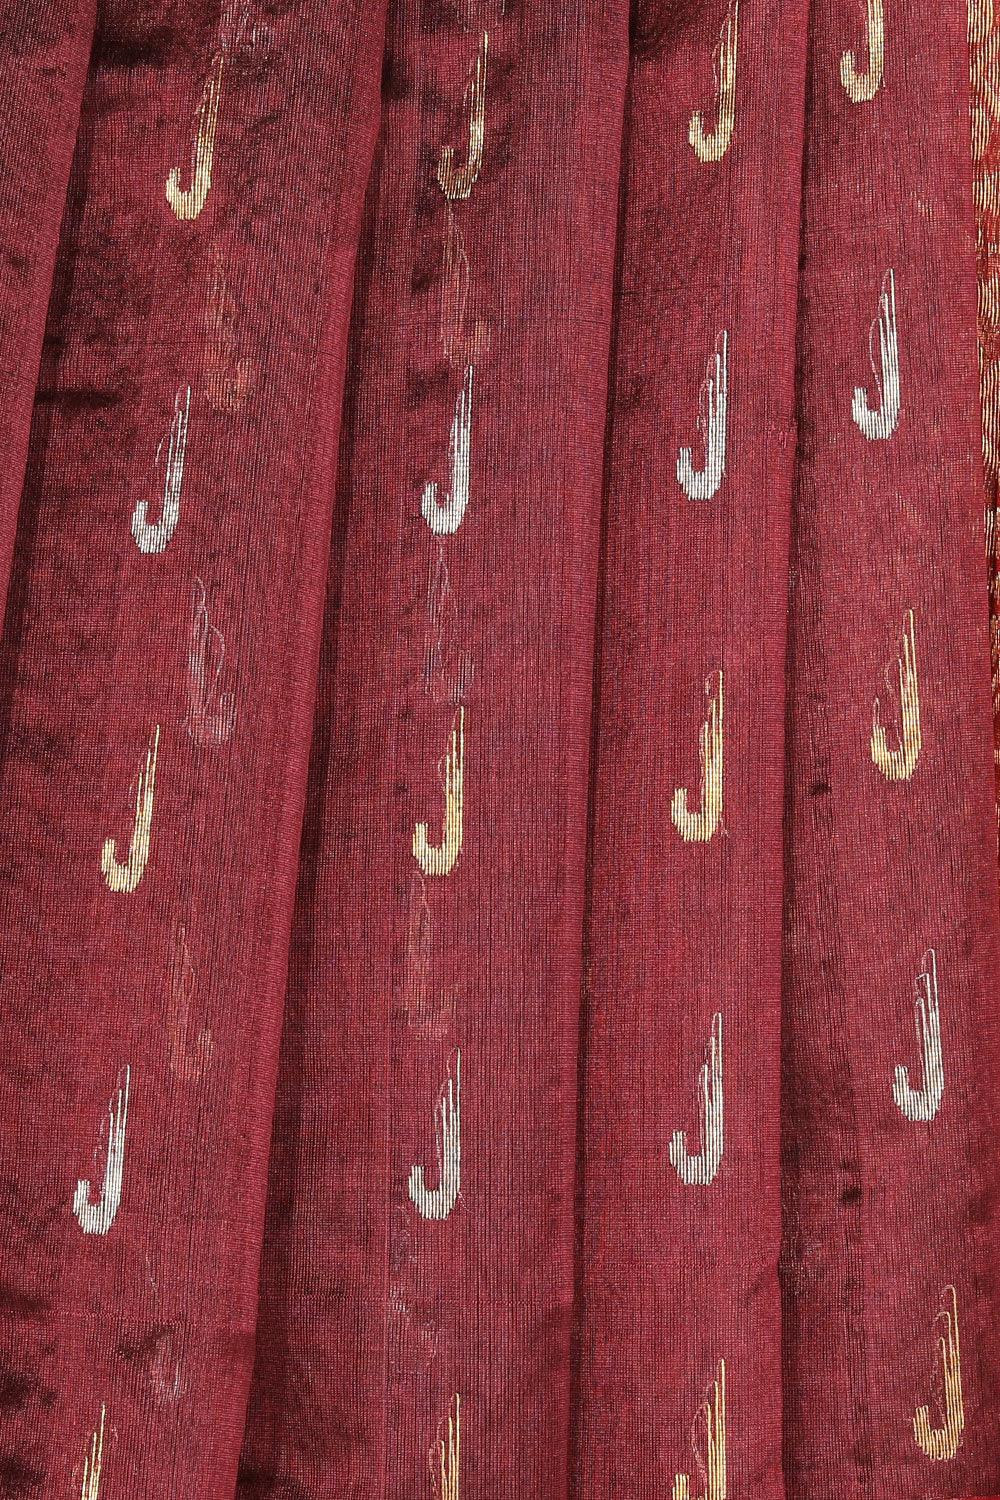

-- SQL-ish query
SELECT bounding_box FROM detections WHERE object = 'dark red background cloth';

[575,0,807,1492]
[0,2,387,1496]
[0,2,994,1499]
[782,0,1000,1494]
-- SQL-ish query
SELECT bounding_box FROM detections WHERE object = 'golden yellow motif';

[871,610,921,780]
[841,0,885,101]
[437,34,488,200]
[101,726,160,893]
[413,708,465,876]
[689,3,738,163]
[431,1393,460,1500]
[672,672,723,842]
[81,1406,106,1500]
[672,1360,726,1500]
[166,49,225,221]
[913,1286,964,1460]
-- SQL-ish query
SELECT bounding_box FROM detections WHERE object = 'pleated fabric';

[0,2,995,1499]
[239,0,630,1494]
[575,0,808,1494]
[781,0,1000,1494]
[0,2,386,1494]
[0,2,96,618]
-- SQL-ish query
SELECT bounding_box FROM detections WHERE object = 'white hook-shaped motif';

[74,1068,130,1235]
[132,387,190,554]
[893,949,944,1122]
[670,1013,723,1184]
[852,269,899,440]
[677,332,728,500]
[423,367,474,535]
[408,1053,461,1220]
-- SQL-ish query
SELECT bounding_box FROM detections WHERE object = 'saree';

[0,1,996,1498]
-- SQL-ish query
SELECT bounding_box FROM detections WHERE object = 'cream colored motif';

[74,1069,130,1235]
[423,367,474,535]
[166,49,224,220]
[102,726,160,893]
[437,34,488,200]
[894,949,944,1122]
[80,1406,106,1500]
[132,387,190,554]
[672,673,723,842]
[871,610,920,780]
[408,1052,461,1220]
[430,1394,461,1500]
[690,2,738,162]
[673,1360,727,1500]
[413,709,465,876]
[913,1286,964,1460]
[187,578,236,746]
[671,1013,724,1185]
[853,269,900,439]
[841,0,885,101]
[677,332,728,500]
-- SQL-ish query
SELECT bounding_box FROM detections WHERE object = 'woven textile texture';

[0,2,996,1499]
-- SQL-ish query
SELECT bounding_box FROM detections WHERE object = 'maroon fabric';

[574,0,808,1494]
[781,0,1000,1493]
[0,2,96,617]
[239,1,630,1494]
[0,2,385,1494]
[0,2,995,1498]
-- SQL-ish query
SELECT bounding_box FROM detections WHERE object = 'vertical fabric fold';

[974,0,1000,817]
[238,0,630,1495]
[781,0,1000,1493]
[573,0,808,1494]
[0,1,96,628]
[0,1,386,1495]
